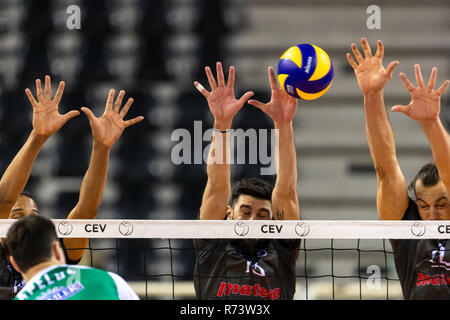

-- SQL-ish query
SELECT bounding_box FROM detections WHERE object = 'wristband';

[213,128,229,134]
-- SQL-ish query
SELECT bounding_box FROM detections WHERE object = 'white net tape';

[1,219,449,239]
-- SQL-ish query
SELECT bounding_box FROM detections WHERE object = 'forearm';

[67,141,110,219]
[200,120,232,220]
[272,121,299,220]
[0,130,48,218]
[420,118,450,189]
[273,121,297,194]
[363,91,399,173]
[206,119,232,187]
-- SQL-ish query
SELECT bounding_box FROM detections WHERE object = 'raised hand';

[25,75,79,137]
[247,66,298,125]
[391,65,449,123]
[346,38,399,94]
[81,89,144,148]
[194,62,254,130]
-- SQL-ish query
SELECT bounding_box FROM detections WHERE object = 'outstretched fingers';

[35,78,44,101]
[81,107,96,123]
[391,104,410,114]
[427,67,437,90]
[415,64,425,88]
[113,90,125,113]
[194,81,210,98]
[375,40,384,59]
[44,75,52,99]
[216,62,225,87]
[238,91,254,106]
[119,98,134,118]
[61,110,80,124]
[436,80,449,96]
[105,89,115,112]
[53,81,65,105]
[124,116,144,128]
[25,88,38,108]
[268,66,278,90]
[351,43,364,63]
[399,72,415,93]
[205,66,217,90]
[346,53,358,70]
[227,66,235,89]
[247,99,266,111]
[385,61,400,78]
[360,38,372,58]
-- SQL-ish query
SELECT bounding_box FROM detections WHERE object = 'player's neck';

[23,261,58,283]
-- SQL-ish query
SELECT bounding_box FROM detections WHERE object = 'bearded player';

[0,76,143,296]
[192,62,301,300]
[347,38,449,299]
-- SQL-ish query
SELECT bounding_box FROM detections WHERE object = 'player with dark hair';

[347,38,449,299]
[193,62,301,300]
[7,215,139,300]
[0,76,143,295]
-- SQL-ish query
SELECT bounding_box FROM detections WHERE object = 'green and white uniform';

[14,265,139,300]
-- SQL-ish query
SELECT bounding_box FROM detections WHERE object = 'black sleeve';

[390,198,420,255]
[276,239,301,262]
[58,238,81,265]
[194,239,228,265]
[400,198,421,220]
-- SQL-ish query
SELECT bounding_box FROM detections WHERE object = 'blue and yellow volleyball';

[277,44,333,100]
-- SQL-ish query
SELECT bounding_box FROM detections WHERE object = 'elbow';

[373,164,386,181]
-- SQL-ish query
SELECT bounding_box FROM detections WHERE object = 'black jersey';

[390,198,450,300]
[0,238,80,298]
[193,238,300,300]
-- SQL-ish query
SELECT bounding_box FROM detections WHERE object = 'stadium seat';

[173,90,214,129]
[114,89,157,136]
[0,89,32,136]
[136,35,170,81]
[194,0,228,36]
[78,37,113,82]
[233,90,272,130]
[55,191,79,219]
[115,141,157,182]
[57,86,91,140]
[116,180,154,219]
[22,0,54,37]
[53,137,90,176]
[80,0,113,38]
[18,36,52,85]
[137,0,170,36]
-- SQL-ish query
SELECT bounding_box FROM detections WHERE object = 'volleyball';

[277,44,334,100]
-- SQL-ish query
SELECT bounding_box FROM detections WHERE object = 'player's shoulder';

[61,264,113,278]
[401,197,421,220]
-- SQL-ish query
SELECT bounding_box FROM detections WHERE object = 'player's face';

[9,195,39,219]
[227,195,272,220]
[415,179,449,220]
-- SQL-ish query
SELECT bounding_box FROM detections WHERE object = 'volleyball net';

[1,219,449,300]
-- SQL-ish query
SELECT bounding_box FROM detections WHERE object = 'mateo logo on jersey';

[216,282,280,300]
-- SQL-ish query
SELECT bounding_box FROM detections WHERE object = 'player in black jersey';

[193,62,301,300]
[0,76,143,296]
[347,38,449,299]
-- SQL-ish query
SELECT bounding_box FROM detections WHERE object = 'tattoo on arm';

[275,209,285,220]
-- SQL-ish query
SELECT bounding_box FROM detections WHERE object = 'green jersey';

[14,265,139,300]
